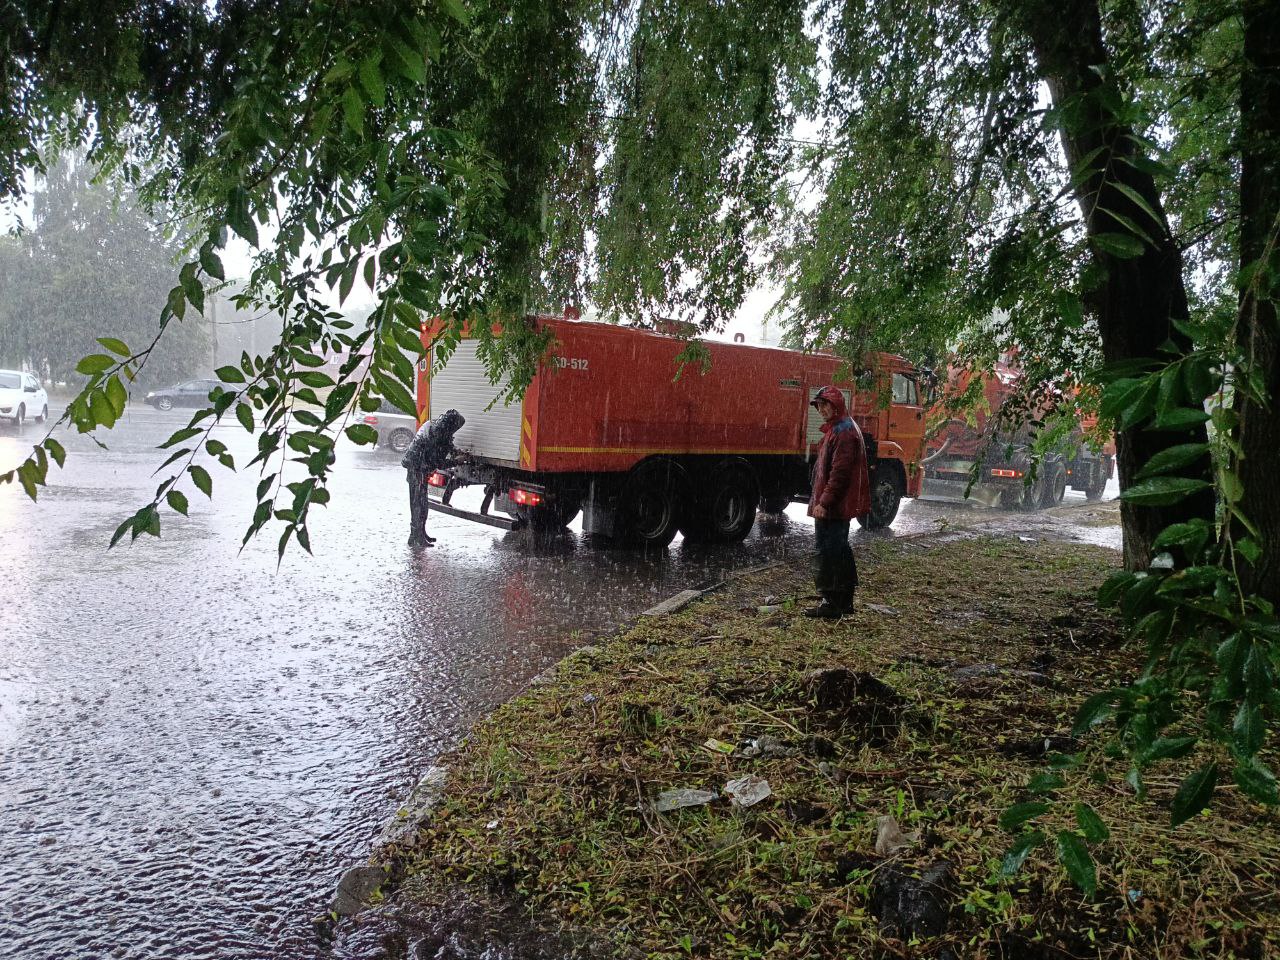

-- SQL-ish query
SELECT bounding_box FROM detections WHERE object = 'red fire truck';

[417,315,927,546]
[922,360,1115,509]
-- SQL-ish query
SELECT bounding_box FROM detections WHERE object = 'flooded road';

[0,409,1119,959]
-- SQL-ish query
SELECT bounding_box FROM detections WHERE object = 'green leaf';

[375,373,418,417]
[1092,232,1146,259]
[88,388,118,428]
[1237,538,1262,564]
[1074,803,1109,843]
[1073,689,1117,735]
[357,54,386,107]
[1234,757,1279,806]
[227,186,258,246]
[110,515,134,548]
[325,382,359,420]
[236,403,255,433]
[295,371,335,389]
[190,464,213,499]
[341,84,365,136]
[1097,571,1136,608]
[159,426,202,449]
[1136,443,1208,480]
[440,0,469,24]
[387,39,426,84]
[216,365,246,384]
[166,284,187,322]
[1152,519,1211,556]
[1056,831,1097,895]
[1027,773,1065,795]
[76,354,116,375]
[1112,181,1164,228]
[199,243,226,281]
[97,337,131,356]
[345,423,379,445]
[999,801,1050,833]
[44,437,66,468]
[1170,764,1217,826]
[1142,736,1196,762]
[1001,830,1045,877]
[166,489,189,516]
[105,375,128,417]
[1151,407,1210,431]
[1120,476,1212,507]
[1234,704,1265,755]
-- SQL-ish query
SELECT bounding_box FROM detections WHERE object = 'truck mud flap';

[428,487,524,530]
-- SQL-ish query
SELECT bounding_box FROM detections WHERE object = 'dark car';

[144,379,222,411]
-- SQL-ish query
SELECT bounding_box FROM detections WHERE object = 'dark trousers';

[813,518,857,609]
[408,469,431,541]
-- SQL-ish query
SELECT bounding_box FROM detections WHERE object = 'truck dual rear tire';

[617,459,687,548]
[1040,463,1067,508]
[680,459,759,544]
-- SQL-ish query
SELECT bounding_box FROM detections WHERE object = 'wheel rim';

[712,485,751,534]
[390,430,413,453]
[159,398,172,410]
[633,489,673,539]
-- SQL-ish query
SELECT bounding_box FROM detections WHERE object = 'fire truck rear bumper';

[428,488,523,530]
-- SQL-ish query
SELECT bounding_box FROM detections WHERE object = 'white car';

[0,370,48,426]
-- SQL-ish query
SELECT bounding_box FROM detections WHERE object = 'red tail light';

[363,415,378,425]
[991,468,1023,479]
[510,487,542,506]
[427,471,448,487]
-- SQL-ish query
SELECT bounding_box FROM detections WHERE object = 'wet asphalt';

[0,407,1120,960]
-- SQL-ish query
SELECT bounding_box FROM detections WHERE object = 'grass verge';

[397,534,1279,959]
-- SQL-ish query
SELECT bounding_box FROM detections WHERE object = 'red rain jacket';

[808,385,871,522]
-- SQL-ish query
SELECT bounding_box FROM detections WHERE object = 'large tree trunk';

[1236,0,1280,605]
[1012,0,1216,570]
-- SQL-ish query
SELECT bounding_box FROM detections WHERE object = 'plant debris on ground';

[394,534,1279,960]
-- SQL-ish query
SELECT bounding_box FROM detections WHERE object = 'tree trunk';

[1012,0,1216,570]
[1236,0,1280,606]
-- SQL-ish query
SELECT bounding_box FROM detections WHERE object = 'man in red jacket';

[806,385,871,618]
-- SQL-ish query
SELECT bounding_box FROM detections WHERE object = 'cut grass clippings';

[397,534,1279,959]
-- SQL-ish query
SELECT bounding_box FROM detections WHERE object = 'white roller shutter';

[806,386,852,447]
[430,340,523,464]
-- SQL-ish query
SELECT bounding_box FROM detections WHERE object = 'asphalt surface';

[0,407,1120,959]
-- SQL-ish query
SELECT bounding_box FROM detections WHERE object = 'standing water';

[0,410,822,959]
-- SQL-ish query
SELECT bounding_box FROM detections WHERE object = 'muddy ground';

[370,532,1279,960]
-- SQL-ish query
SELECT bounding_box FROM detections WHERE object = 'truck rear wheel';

[681,459,759,544]
[618,460,687,548]
[1015,470,1046,511]
[858,468,902,530]
[1084,458,1110,500]
[1040,463,1067,508]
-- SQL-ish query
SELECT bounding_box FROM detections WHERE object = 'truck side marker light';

[990,468,1023,479]
[427,471,448,487]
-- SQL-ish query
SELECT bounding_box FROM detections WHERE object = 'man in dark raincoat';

[402,408,466,547]
[806,386,871,618]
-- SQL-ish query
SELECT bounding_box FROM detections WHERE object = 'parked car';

[0,369,49,426]
[360,401,419,454]
[144,379,222,411]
